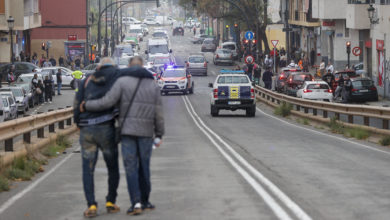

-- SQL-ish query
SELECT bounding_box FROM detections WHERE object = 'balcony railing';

[289,11,319,25]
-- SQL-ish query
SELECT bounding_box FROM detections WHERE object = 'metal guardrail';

[0,107,74,152]
[255,86,390,131]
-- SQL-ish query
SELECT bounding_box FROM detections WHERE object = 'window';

[217,76,249,84]
[0,0,4,14]
[348,0,370,3]
[380,0,390,4]
[345,27,350,38]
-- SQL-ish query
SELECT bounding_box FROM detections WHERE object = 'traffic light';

[234,23,238,28]
[192,0,197,7]
[252,39,257,44]
[225,25,229,28]
[156,0,160,7]
[41,42,46,51]
[346,41,351,54]
[92,45,96,52]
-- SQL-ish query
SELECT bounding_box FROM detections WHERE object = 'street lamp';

[367,4,379,24]
[7,16,15,63]
[346,41,351,69]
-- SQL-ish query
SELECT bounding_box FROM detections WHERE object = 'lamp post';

[7,16,15,63]
[367,4,379,25]
[346,41,351,69]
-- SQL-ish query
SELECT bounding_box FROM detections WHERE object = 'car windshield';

[352,80,373,88]
[118,58,130,65]
[307,84,329,89]
[153,32,167,38]
[2,98,8,107]
[293,74,312,81]
[149,45,169,54]
[152,58,170,65]
[203,40,213,44]
[163,69,186,77]
[223,44,235,50]
[129,29,142,33]
[116,47,133,55]
[216,49,231,54]
[17,75,34,83]
[189,57,205,63]
[10,88,23,97]
[217,76,249,84]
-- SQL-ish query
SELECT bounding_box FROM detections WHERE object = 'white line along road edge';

[182,96,312,220]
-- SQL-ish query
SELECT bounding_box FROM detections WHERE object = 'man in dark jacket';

[334,74,345,101]
[82,56,164,216]
[74,57,154,218]
[322,70,335,89]
[262,67,274,90]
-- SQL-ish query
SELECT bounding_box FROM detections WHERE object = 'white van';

[129,24,144,41]
[145,38,172,60]
[122,17,141,25]
[221,42,239,60]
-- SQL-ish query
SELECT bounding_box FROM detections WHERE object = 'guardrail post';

[335,113,340,120]
[323,110,328,118]
[313,109,317,116]
[5,139,13,152]
[364,117,369,126]
[348,115,353,124]
[37,112,44,138]
[48,109,55,133]
[383,119,389,130]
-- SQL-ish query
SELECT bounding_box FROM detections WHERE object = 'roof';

[220,70,245,74]
[350,77,372,81]
[304,80,327,84]
[221,41,237,46]
[148,38,168,45]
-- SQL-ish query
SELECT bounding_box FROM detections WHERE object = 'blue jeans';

[57,83,62,94]
[121,136,153,206]
[80,122,119,207]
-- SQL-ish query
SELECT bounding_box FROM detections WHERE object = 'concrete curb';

[0,125,78,169]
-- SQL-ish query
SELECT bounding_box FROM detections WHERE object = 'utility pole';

[85,0,90,66]
[98,0,101,56]
[284,0,290,61]
[105,0,108,56]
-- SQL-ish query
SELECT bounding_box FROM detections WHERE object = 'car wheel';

[211,105,219,117]
[70,80,75,90]
[246,106,256,117]
[189,83,194,94]
[183,89,188,95]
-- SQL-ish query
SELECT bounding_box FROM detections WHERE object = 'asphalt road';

[1,28,390,220]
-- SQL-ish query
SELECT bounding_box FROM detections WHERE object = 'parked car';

[348,78,378,102]
[296,81,333,102]
[275,68,302,93]
[333,70,358,91]
[201,38,217,52]
[186,54,208,76]
[221,42,239,60]
[0,62,40,80]
[16,73,44,105]
[284,73,314,96]
[12,82,36,108]
[213,49,234,66]
[143,18,160,25]
[1,94,18,120]
[173,26,184,36]
[191,34,210,44]
[0,87,29,114]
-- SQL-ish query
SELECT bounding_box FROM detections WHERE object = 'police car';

[158,65,194,95]
[209,70,256,117]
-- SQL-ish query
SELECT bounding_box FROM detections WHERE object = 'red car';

[284,73,314,96]
[275,68,302,93]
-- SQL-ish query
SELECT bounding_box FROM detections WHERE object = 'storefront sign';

[365,40,372,48]
[322,21,335,27]
[376,40,384,51]
[68,35,77,41]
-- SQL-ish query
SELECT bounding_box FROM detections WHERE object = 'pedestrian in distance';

[310,48,316,67]
[319,59,326,77]
[333,74,345,102]
[7,65,15,86]
[25,53,31,63]
[43,58,52,67]
[72,70,83,92]
[326,62,334,74]
[193,26,196,36]
[56,69,63,95]
[49,55,57,66]
[262,67,274,90]
[342,75,352,103]
[75,56,81,70]
[322,70,335,91]
[37,80,44,104]
[81,56,164,216]
[59,55,65,67]
[39,54,45,67]
[253,63,261,86]
[43,75,52,103]
[303,56,310,72]
[246,61,254,81]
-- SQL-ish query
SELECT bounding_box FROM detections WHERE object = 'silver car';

[0,87,29,114]
[201,39,217,52]
[1,95,18,120]
[213,49,234,66]
[186,54,208,76]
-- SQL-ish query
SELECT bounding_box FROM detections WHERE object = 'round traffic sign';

[245,55,255,65]
[245,31,254,40]
[352,47,361,56]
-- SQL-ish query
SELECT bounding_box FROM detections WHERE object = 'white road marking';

[182,96,293,220]
[256,107,390,156]
[0,147,79,214]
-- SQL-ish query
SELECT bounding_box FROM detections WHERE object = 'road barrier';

[255,86,390,135]
[0,107,74,152]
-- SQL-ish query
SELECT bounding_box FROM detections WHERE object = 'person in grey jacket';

[81,56,164,216]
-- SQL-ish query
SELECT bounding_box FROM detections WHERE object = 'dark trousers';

[121,136,153,206]
[80,123,119,207]
[45,90,52,102]
[264,81,272,90]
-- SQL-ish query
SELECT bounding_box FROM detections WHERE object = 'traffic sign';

[352,46,362,56]
[245,31,254,40]
[245,55,255,65]
[271,40,279,47]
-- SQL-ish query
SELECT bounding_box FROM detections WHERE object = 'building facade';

[30,0,87,61]
[0,0,41,63]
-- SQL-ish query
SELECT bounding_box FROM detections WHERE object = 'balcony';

[288,11,320,27]
[23,12,41,30]
[346,4,370,29]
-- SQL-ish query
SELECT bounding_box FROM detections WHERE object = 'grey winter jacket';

[85,76,164,138]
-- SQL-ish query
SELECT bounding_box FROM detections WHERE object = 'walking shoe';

[106,202,120,213]
[83,205,97,218]
[127,203,142,215]
[142,202,155,210]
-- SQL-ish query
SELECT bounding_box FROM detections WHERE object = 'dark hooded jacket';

[74,65,154,127]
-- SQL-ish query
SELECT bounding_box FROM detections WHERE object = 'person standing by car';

[253,63,261,85]
[322,70,335,90]
[342,76,352,103]
[7,65,15,85]
[75,56,81,70]
[262,67,274,90]
[319,59,326,77]
[43,58,52,67]
[193,26,196,36]
[326,62,334,74]
[43,75,53,103]
[82,56,164,216]
[37,80,44,104]
[72,70,83,92]
[56,69,63,95]
[49,56,57,66]
[334,74,345,102]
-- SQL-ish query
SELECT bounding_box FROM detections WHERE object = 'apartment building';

[0,0,41,63]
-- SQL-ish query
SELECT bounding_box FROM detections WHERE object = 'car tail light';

[204,62,207,67]
[279,74,285,80]
[326,89,333,93]
[351,88,358,92]
[303,89,312,93]
[213,89,218,98]
[370,87,377,91]
[216,54,219,59]
[251,88,255,98]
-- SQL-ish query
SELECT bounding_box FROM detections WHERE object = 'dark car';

[0,62,40,80]
[285,73,314,96]
[173,27,184,36]
[348,78,378,102]
[275,68,302,93]
[333,70,358,90]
